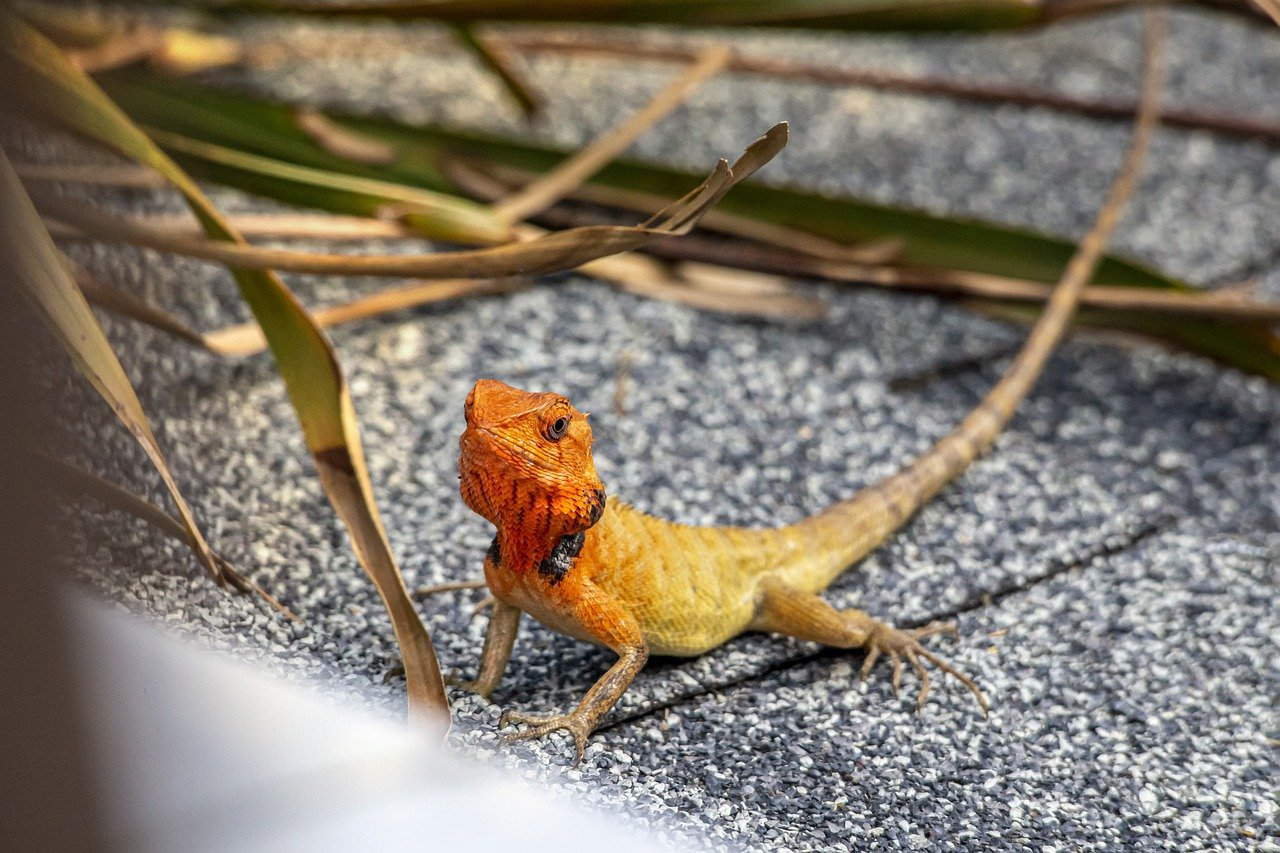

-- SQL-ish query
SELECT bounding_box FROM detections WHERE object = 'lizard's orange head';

[459,379,605,537]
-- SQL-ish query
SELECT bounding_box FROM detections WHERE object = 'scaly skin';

[456,380,992,762]
[449,23,1162,758]
[454,230,1123,761]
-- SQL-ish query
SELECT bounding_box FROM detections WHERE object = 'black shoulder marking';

[486,535,501,567]
[538,531,585,584]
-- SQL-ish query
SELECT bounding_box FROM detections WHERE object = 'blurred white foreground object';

[72,593,667,852]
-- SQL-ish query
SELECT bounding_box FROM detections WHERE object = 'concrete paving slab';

[16,7,1279,850]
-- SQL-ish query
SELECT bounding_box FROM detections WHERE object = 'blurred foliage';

[98,69,1280,380]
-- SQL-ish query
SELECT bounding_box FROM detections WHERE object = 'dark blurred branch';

[450,23,544,118]
[459,167,1280,324]
[504,33,1280,147]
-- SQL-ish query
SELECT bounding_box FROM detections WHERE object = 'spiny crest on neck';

[459,379,606,573]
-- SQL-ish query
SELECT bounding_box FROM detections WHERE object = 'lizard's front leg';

[452,598,521,698]
[498,580,648,763]
[500,643,648,763]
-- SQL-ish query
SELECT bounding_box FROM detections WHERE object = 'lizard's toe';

[911,620,959,641]
[863,621,989,716]
[859,645,881,682]
[498,709,593,764]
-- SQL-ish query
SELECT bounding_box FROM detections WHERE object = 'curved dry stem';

[29,125,786,280]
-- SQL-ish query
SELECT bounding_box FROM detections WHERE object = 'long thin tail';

[776,9,1166,595]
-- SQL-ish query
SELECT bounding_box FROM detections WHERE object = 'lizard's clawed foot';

[860,619,989,716]
[498,708,595,764]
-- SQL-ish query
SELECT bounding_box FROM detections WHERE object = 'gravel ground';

[17,6,1280,850]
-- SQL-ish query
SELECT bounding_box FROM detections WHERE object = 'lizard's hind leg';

[750,577,989,715]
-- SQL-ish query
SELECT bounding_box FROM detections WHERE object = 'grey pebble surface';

[16,6,1280,850]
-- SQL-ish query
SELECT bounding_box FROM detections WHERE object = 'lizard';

[446,18,1164,763]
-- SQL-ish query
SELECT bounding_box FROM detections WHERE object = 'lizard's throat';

[493,525,587,583]
[461,467,607,576]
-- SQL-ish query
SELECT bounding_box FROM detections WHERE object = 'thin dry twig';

[205,277,523,355]
[41,452,301,623]
[613,350,635,418]
[52,209,416,241]
[72,263,231,352]
[490,44,732,225]
[411,579,495,623]
[1023,5,1165,350]
[505,32,1280,147]
[451,23,543,118]
[293,107,398,164]
[447,156,905,264]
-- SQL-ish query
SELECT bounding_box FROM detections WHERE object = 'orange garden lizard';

[457,303,1076,762]
[456,368,998,763]
[446,22,1162,762]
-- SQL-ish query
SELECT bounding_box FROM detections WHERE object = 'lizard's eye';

[546,416,569,441]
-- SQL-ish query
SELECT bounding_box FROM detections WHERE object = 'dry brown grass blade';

[676,261,798,297]
[447,156,905,264]
[577,249,827,320]
[16,161,166,187]
[960,3,1165,426]
[38,140,823,324]
[37,452,300,623]
[75,258,519,356]
[1251,0,1280,25]
[205,277,524,355]
[450,24,543,118]
[549,210,1280,324]
[294,107,398,165]
[52,209,415,240]
[490,43,732,225]
[615,275,825,320]
[31,124,787,279]
[71,261,232,352]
